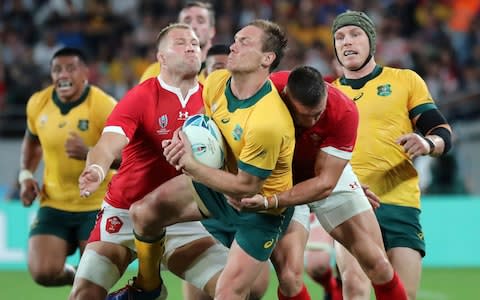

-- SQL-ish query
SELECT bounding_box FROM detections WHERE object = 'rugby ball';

[182,114,225,168]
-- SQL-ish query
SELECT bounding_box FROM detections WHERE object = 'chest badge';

[377,84,392,96]
[77,119,89,131]
[156,114,170,135]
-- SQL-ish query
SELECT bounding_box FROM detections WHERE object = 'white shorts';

[87,201,227,289]
[291,204,311,231]
[308,164,371,232]
[89,201,213,255]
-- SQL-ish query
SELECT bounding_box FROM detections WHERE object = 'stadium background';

[0,0,479,299]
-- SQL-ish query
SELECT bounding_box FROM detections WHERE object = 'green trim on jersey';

[53,85,90,115]
[409,102,437,119]
[339,65,383,89]
[26,128,39,140]
[238,160,272,180]
[225,78,272,112]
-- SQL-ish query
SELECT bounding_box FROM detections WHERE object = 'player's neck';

[230,70,269,100]
[160,73,197,97]
[201,41,212,62]
[343,58,377,79]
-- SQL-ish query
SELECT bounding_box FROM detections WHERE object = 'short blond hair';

[155,23,193,49]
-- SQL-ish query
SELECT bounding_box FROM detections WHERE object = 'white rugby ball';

[182,114,225,168]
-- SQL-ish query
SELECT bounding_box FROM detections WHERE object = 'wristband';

[272,194,279,209]
[88,164,106,182]
[18,169,33,184]
[423,137,435,155]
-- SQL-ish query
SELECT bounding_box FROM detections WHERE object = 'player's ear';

[156,50,166,66]
[261,52,276,69]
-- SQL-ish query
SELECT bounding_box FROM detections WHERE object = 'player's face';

[50,56,88,101]
[285,89,326,128]
[179,6,214,48]
[334,25,370,71]
[228,26,266,73]
[205,54,228,76]
[160,28,202,76]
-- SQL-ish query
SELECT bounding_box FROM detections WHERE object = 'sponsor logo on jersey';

[353,92,364,101]
[221,118,230,124]
[105,216,123,233]
[77,119,89,131]
[232,124,243,141]
[377,84,392,96]
[157,114,170,135]
[178,111,189,120]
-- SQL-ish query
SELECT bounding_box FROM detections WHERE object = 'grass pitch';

[2,268,478,299]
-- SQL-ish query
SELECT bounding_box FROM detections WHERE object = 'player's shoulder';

[27,85,54,111]
[88,85,117,103]
[383,66,420,81]
[269,70,290,93]
[205,69,230,87]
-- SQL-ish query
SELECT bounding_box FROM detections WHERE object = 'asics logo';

[353,92,364,101]
[263,238,275,249]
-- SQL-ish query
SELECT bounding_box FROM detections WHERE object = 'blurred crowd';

[0,0,479,195]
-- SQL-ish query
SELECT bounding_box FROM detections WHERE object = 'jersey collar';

[339,65,383,89]
[157,76,199,108]
[225,78,272,112]
[52,85,90,115]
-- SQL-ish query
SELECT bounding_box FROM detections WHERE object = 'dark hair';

[155,23,192,48]
[51,47,88,64]
[206,44,230,57]
[181,1,215,27]
[248,19,287,72]
[287,66,326,107]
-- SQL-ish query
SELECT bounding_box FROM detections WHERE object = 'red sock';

[372,272,408,300]
[312,267,343,300]
[277,283,311,300]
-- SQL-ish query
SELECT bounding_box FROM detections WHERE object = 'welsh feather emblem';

[77,119,89,131]
[377,84,392,96]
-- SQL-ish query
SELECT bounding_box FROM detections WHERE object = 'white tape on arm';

[88,164,106,182]
[18,169,33,184]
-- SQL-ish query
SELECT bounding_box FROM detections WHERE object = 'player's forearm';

[275,177,335,208]
[188,164,260,199]
[86,143,117,174]
[20,132,42,172]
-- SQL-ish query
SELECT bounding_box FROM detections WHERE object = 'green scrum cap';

[332,11,376,56]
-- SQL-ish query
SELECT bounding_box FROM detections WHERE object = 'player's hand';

[19,178,40,207]
[163,129,197,171]
[65,132,89,160]
[79,165,103,197]
[361,184,381,210]
[227,194,265,212]
[396,133,430,159]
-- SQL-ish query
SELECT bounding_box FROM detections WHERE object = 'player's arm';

[19,130,43,207]
[79,132,128,197]
[164,130,264,199]
[396,108,452,158]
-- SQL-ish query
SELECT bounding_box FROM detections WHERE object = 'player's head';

[155,23,202,78]
[178,1,215,49]
[228,19,287,73]
[332,10,376,72]
[205,44,230,76]
[285,66,327,128]
[50,47,89,102]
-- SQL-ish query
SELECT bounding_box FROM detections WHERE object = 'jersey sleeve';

[321,109,358,160]
[26,91,42,136]
[104,87,147,140]
[238,123,281,179]
[407,69,435,110]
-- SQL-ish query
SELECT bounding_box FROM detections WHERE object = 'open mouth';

[57,80,73,91]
